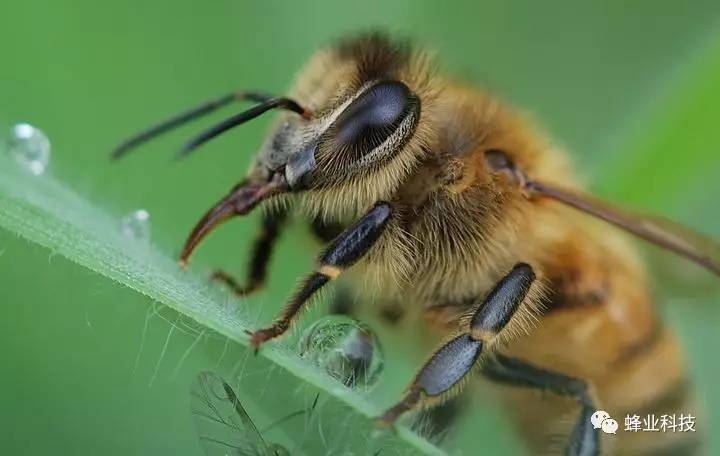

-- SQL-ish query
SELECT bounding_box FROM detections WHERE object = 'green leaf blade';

[0,157,446,456]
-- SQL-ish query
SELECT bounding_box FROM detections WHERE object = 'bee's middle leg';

[309,216,358,317]
[211,208,287,297]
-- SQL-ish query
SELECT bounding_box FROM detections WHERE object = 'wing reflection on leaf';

[190,371,271,456]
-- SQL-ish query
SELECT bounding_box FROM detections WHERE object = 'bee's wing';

[190,371,269,456]
[530,181,720,277]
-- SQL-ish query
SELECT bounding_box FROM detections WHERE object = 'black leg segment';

[319,202,392,269]
[211,209,287,297]
[380,334,483,424]
[249,202,393,349]
[379,263,536,424]
[470,263,535,337]
[482,355,599,456]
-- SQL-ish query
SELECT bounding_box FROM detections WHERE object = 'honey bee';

[114,33,719,455]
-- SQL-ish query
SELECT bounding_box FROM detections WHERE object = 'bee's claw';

[374,415,395,430]
[248,326,281,355]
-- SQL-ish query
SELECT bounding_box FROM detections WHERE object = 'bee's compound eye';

[331,80,416,154]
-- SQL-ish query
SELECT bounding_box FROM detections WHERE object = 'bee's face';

[236,34,439,218]
[253,79,421,191]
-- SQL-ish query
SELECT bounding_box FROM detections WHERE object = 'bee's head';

[112,33,436,264]
[249,33,435,217]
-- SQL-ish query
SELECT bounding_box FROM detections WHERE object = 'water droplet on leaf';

[299,316,384,388]
[120,209,151,242]
[3,123,51,175]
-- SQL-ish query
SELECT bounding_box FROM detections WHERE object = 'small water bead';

[299,315,384,389]
[120,209,151,242]
[3,123,51,175]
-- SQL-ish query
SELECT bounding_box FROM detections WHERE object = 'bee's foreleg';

[248,202,393,350]
[378,263,535,424]
[211,208,287,297]
[482,355,599,456]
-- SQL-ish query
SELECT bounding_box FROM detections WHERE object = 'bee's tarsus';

[414,334,483,396]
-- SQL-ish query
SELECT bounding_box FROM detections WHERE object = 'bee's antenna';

[484,148,720,278]
[525,180,720,277]
[111,91,272,160]
[176,98,312,159]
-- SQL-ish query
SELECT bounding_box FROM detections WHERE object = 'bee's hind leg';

[378,261,599,456]
[481,355,599,456]
[211,208,287,297]
[378,263,536,423]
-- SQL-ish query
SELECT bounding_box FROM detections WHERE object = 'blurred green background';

[2,1,720,454]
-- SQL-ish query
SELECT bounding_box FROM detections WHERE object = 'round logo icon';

[590,410,610,429]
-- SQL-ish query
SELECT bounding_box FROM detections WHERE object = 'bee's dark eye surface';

[328,80,418,155]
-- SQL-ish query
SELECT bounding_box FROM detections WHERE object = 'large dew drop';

[299,315,384,389]
[3,123,51,175]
